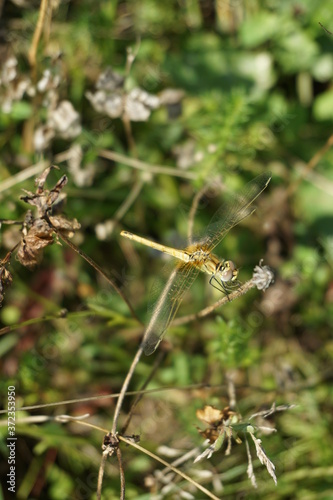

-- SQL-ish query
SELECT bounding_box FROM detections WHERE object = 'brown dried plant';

[17,165,80,269]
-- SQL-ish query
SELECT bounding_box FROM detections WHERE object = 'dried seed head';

[252,259,275,291]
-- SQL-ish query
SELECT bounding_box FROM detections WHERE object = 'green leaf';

[240,12,281,47]
[9,101,33,120]
[313,90,333,121]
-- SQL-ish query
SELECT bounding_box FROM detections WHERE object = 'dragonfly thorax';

[187,248,238,283]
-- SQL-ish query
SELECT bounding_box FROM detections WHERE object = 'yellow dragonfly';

[121,172,271,355]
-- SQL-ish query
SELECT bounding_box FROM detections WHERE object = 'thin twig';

[28,0,49,71]
[1,382,210,414]
[319,22,333,36]
[118,436,220,500]
[226,371,237,409]
[172,278,256,327]
[125,39,141,77]
[0,243,20,263]
[99,149,197,179]
[122,114,137,155]
[288,132,333,197]
[97,451,109,500]
[122,40,141,153]
[121,350,166,434]
[113,178,144,225]
[111,345,144,434]
[0,310,92,337]
[0,161,49,193]
[56,230,141,324]
[116,447,126,500]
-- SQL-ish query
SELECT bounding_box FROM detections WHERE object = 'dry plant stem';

[3,382,209,414]
[0,161,48,193]
[109,281,255,436]
[97,452,109,500]
[1,244,20,262]
[122,114,137,154]
[113,178,144,224]
[111,345,144,434]
[0,220,22,226]
[56,230,141,323]
[173,278,256,327]
[125,39,141,77]
[28,0,50,71]
[116,447,126,500]
[99,149,197,179]
[118,436,220,500]
[288,132,333,197]
[0,310,93,337]
[10,370,332,415]
[319,22,333,36]
[160,447,201,477]
[122,41,140,154]
[226,371,237,409]
[120,350,167,434]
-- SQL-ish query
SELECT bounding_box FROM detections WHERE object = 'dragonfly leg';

[209,275,229,296]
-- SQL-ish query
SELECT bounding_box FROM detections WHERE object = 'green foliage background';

[0,1,333,499]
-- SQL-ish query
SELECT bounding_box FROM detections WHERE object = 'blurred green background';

[0,1,333,499]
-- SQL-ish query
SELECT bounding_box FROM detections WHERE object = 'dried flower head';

[17,166,80,268]
[195,403,280,487]
[252,259,275,291]
[0,52,32,113]
[196,405,240,445]
[0,252,13,308]
[86,66,161,122]
[49,100,82,139]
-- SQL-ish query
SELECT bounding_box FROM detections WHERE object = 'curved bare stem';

[288,132,333,197]
[0,161,48,194]
[172,278,256,327]
[28,0,50,71]
[121,350,166,434]
[113,178,144,225]
[99,149,197,179]
[116,447,126,500]
[111,345,144,434]
[97,451,109,500]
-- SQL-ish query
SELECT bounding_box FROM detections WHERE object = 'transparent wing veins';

[142,262,200,355]
[196,172,271,251]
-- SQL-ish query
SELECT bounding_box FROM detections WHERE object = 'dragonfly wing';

[143,261,200,355]
[197,172,271,251]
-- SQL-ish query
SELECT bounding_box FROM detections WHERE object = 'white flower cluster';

[86,67,160,122]
[34,70,82,151]
[0,52,82,152]
[0,54,34,113]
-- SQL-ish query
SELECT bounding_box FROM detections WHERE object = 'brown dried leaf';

[0,253,13,307]
[196,405,224,426]
[17,167,80,268]
[48,215,81,237]
[17,219,54,268]
[197,426,221,444]
[250,432,277,485]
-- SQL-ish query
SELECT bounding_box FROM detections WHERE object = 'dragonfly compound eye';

[220,260,236,282]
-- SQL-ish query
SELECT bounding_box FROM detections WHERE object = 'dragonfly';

[121,172,271,355]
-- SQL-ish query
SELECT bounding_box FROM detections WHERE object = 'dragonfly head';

[219,260,238,283]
